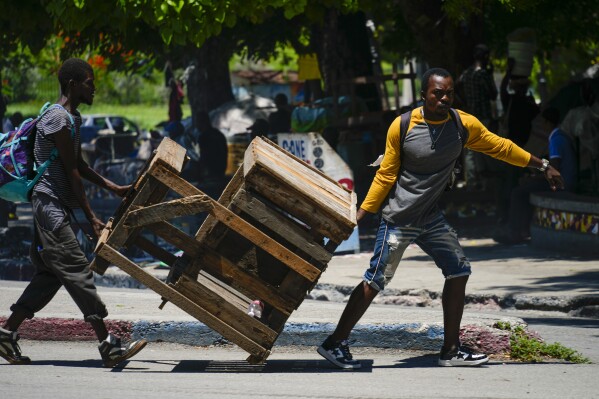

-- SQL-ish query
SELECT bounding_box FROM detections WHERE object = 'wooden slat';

[231,189,332,267]
[146,221,201,257]
[248,137,349,197]
[148,137,188,174]
[133,235,178,266]
[149,163,203,197]
[96,243,270,360]
[244,137,354,220]
[194,246,294,315]
[90,218,114,275]
[107,175,164,248]
[209,203,321,282]
[251,147,351,218]
[123,194,213,228]
[175,275,277,348]
[244,170,353,240]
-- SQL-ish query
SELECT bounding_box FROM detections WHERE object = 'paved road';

[1,341,597,399]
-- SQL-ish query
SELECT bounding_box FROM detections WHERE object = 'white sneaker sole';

[438,357,489,367]
[103,339,147,368]
[317,346,362,369]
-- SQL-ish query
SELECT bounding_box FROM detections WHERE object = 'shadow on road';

[522,316,599,329]
[163,359,375,373]
[485,270,599,294]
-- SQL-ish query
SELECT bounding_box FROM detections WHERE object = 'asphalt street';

[1,341,597,399]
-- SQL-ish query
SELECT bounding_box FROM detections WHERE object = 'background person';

[268,93,292,135]
[457,44,498,190]
[494,107,577,244]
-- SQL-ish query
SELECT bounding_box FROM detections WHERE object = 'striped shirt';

[33,105,82,209]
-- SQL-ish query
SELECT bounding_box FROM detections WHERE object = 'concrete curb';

[310,283,599,317]
[1,315,523,356]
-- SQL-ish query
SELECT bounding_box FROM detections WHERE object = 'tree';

[0,1,55,119]
[377,0,599,92]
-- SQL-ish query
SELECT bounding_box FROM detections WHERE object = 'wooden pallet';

[91,137,356,363]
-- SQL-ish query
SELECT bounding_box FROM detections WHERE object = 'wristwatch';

[538,158,550,172]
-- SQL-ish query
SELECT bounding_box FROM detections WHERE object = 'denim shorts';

[363,213,471,291]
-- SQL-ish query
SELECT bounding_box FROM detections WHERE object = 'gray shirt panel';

[381,119,463,226]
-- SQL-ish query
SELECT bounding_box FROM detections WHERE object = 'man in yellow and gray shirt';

[317,67,564,369]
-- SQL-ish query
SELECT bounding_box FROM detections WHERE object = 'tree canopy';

[2,0,598,109]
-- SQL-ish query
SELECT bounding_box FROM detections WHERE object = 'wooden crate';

[92,137,356,363]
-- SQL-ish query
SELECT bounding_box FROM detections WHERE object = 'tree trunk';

[186,37,235,118]
[314,10,381,111]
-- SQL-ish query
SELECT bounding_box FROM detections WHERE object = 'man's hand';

[112,184,132,198]
[356,207,372,224]
[90,217,106,239]
[544,166,565,191]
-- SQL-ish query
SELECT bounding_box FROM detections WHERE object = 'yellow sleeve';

[360,117,402,213]
[459,110,531,167]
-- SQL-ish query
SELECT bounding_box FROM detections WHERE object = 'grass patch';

[6,102,192,131]
[494,322,590,364]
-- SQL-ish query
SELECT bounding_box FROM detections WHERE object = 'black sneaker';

[98,334,147,368]
[0,327,31,365]
[438,346,489,367]
[317,335,361,369]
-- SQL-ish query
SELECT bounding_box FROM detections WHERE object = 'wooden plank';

[96,243,270,360]
[123,195,213,228]
[198,271,251,309]
[209,202,321,282]
[107,175,164,248]
[175,275,277,348]
[146,221,201,257]
[194,246,294,315]
[247,137,348,197]
[231,189,332,267]
[255,147,351,215]
[244,170,353,240]
[148,137,188,175]
[90,218,113,275]
[244,137,354,219]
[149,162,203,198]
[133,235,178,266]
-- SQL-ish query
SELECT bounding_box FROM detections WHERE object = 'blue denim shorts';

[363,213,471,291]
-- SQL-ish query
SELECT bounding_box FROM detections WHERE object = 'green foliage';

[493,322,591,364]
[494,321,512,331]
[510,326,590,364]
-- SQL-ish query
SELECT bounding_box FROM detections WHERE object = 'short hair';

[421,68,453,93]
[541,107,560,126]
[58,58,93,94]
[473,44,490,61]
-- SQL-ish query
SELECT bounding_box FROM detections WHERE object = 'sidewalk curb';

[1,316,523,355]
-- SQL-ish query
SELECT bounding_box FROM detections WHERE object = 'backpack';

[0,103,74,202]
[399,108,469,191]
